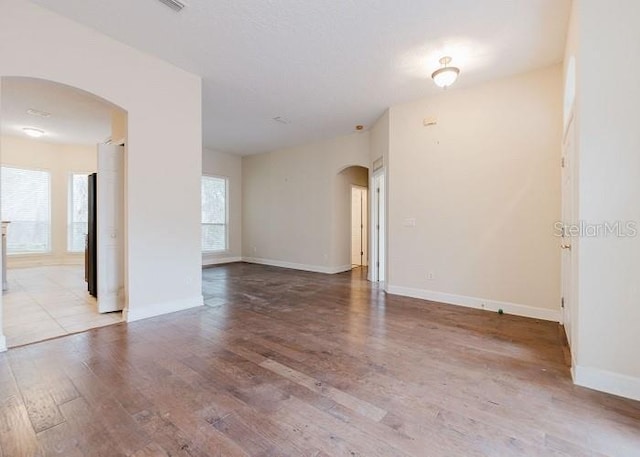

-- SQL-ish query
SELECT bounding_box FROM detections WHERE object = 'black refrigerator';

[86,173,97,297]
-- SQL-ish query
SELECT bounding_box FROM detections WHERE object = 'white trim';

[123,295,204,323]
[202,256,242,266]
[574,365,640,402]
[386,285,561,322]
[0,335,6,353]
[7,254,84,269]
[242,257,352,275]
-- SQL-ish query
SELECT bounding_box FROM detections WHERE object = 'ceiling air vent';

[157,0,186,12]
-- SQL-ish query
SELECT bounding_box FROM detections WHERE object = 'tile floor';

[2,265,122,347]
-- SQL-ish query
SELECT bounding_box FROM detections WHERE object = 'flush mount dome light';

[23,127,45,138]
[431,56,460,89]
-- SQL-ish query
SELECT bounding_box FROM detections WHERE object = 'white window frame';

[201,174,229,253]
[67,172,91,253]
[1,165,52,255]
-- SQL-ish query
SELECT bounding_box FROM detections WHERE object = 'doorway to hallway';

[351,185,368,267]
[371,171,385,283]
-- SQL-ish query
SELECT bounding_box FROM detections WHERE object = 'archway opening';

[0,76,127,347]
[337,165,369,274]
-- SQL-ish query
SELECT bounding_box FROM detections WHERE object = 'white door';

[351,187,368,266]
[97,144,125,313]
[371,172,385,282]
[561,116,575,347]
[361,189,368,267]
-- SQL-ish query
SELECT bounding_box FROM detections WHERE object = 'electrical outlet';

[427,272,435,280]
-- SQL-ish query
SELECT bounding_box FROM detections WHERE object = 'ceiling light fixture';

[431,56,460,89]
[23,127,45,138]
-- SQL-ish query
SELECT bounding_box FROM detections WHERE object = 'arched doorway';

[0,76,127,347]
[337,165,369,273]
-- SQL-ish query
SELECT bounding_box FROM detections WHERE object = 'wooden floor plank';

[259,358,387,422]
[0,263,638,456]
[36,421,84,457]
[58,397,127,457]
[0,394,43,457]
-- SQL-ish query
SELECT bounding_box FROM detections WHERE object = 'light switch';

[404,217,416,227]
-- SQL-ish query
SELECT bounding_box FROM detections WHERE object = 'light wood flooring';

[0,263,638,456]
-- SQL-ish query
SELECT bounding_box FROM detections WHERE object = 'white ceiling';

[30,0,571,155]
[1,77,115,145]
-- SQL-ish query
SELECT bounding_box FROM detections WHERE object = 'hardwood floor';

[0,262,639,456]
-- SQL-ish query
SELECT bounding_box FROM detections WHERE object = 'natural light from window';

[201,175,228,252]
[1,166,51,254]
[68,173,90,253]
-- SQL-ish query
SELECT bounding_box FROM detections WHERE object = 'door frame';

[560,107,576,351]
[97,143,126,313]
[351,185,368,267]
[370,170,385,283]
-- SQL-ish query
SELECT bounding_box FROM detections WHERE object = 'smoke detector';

[156,0,186,12]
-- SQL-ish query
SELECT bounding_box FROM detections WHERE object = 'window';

[1,166,51,254]
[68,173,90,252]
[201,175,228,252]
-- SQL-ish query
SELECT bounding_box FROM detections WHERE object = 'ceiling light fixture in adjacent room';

[431,56,460,89]
[156,0,186,12]
[23,127,45,138]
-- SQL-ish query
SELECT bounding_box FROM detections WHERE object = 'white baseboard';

[386,285,561,322]
[574,365,640,401]
[0,335,6,353]
[242,257,352,275]
[202,256,242,267]
[123,295,204,323]
[7,255,84,269]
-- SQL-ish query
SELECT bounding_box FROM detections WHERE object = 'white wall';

[1,135,96,267]
[202,148,242,265]
[569,0,640,400]
[242,132,369,273]
[0,0,203,341]
[386,65,563,321]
